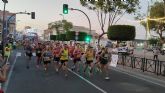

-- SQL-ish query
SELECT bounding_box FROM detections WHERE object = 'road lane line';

[68,69,107,93]
[3,54,18,93]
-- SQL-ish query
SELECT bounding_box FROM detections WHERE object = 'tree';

[136,1,165,44]
[62,20,73,32]
[107,25,135,41]
[148,38,158,45]
[49,20,73,35]
[149,2,165,43]
[49,21,62,35]
[80,0,140,45]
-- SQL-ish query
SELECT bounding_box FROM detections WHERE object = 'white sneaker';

[65,74,68,77]
[105,77,110,80]
[56,69,59,72]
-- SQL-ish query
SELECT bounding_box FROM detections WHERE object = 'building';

[0,10,16,41]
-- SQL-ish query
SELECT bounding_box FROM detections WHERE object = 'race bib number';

[37,51,41,53]
[44,57,50,61]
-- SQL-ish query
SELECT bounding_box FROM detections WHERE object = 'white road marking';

[3,53,18,93]
[68,69,107,93]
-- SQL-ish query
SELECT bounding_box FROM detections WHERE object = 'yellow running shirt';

[86,51,93,61]
[60,49,69,60]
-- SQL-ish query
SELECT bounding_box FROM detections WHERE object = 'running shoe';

[105,76,110,80]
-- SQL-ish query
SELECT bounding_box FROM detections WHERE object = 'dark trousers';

[153,55,158,60]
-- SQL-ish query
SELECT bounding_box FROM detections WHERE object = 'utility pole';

[1,0,8,57]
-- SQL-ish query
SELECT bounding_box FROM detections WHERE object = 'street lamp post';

[59,14,64,20]
[146,0,151,40]
[1,0,8,57]
[69,8,92,35]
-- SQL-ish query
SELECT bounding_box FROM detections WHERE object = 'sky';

[0,0,159,39]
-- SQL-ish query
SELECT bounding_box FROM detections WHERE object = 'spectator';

[0,54,8,82]
[153,48,159,60]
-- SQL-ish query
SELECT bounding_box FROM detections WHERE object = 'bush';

[78,32,87,41]
[66,31,88,41]
[148,38,158,45]
[58,34,67,41]
[50,35,56,40]
[66,31,76,40]
[107,25,136,41]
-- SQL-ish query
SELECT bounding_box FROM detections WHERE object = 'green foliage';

[148,38,159,45]
[58,34,67,41]
[66,31,88,41]
[50,35,56,40]
[107,25,135,41]
[80,0,140,45]
[80,0,140,16]
[62,20,73,32]
[66,31,76,40]
[149,2,165,31]
[78,32,87,41]
[49,20,73,35]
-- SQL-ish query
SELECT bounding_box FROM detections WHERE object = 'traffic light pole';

[69,8,91,35]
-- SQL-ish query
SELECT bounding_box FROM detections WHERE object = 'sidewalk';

[111,65,165,88]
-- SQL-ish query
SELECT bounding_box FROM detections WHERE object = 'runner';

[100,47,110,80]
[69,41,75,60]
[25,42,33,69]
[59,44,69,77]
[72,43,82,72]
[42,45,53,71]
[35,43,43,68]
[84,46,94,76]
[53,42,61,72]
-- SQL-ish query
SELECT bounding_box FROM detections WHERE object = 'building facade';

[0,10,16,41]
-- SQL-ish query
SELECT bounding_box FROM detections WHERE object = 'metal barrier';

[117,54,165,76]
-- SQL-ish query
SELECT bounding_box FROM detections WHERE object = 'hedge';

[107,25,135,41]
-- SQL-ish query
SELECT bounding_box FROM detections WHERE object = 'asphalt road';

[5,50,165,93]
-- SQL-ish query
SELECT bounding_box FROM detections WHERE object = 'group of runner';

[24,41,113,80]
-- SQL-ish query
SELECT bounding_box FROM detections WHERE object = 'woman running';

[72,43,82,72]
[59,44,69,77]
[53,43,61,72]
[35,43,43,68]
[84,46,94,76]
[25,42,33,69]
[42,46,53,71]
[100,47,110,80]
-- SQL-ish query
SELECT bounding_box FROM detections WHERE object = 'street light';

[146,0,151,40]
[59,14,64,20]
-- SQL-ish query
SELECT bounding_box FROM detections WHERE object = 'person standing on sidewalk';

[0,54,9,82]
[153,47,160,60]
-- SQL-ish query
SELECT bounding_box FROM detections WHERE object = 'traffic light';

[31,12,35,19]
[63,4,68,14]
[85,35,91,43]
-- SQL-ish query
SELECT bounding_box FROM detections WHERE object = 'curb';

[111,66,165,88]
